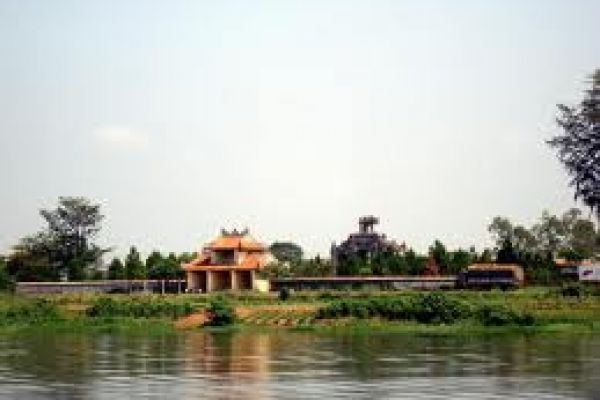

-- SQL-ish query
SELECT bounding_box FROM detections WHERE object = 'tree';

[107,258,125,280]
[0,256,14,292]
[496,238,519,264]
[7,197,106,281]
[269,242,303,264]
[148,252,181,280]
[429,240,450,273]
[145,251,164,273]
[7,232,61,281]
[447,249,473,274]
[124,246,146,279]
[549,69,600,221]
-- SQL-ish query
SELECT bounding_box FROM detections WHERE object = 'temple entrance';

[210,271,231,291]
[187,271,207,293]
[234,270,253,290]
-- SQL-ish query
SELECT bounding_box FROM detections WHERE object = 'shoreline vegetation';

[1,287,600,336]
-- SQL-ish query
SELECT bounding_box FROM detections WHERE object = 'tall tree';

[549,69,600,221]
[488,217,514,247]
[107,258,125,280]
[429,240,450,272]
[0,256,14,292]
[269,242,304,264]
[124,246,146,279]
[13,197,106,280]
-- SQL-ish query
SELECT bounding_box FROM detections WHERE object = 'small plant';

[207,297,235,326]
[561,283,582,298]
[278,287,291,301]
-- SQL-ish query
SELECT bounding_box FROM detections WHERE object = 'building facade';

[182,229,271,292]
[331,216,405,274]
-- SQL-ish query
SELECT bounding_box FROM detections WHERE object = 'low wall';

[270,276,457,292]
[16,280,187,295]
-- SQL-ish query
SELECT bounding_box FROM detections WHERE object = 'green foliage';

[0,258,15,292]
[0,298,61,324]
[549,69,600,220]
[270,242,303,264]
[147,252,182,280]
[108,258,125,280]
[278,287,291,301]
[429,240,450,271]
[86,296,196,318]
[317,293,470,324]
[477,304,535,326]
[124,246,146,279]
[316,292,537,326]
[488,208,600,283]
[207,297,235,326]
[7,197,106,281]
[410,292,469,324]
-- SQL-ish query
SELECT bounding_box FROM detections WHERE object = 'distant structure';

[330,216,405,274]
[182,229,271,292]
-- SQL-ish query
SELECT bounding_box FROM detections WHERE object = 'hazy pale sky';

[1,0,599,257]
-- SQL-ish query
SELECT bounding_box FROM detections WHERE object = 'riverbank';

[1,287,600,335]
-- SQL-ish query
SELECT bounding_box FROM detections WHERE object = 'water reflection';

[0,330,599,399]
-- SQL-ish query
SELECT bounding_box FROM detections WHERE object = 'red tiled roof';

[206,235,266,251]
[183,264,259,272]
[240,254,264,269]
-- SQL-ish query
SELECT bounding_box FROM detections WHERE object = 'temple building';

[331,216,405,274]
[182,229,271,292]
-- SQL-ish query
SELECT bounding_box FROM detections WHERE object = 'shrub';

[477,304,535,326]
[278,288,291,301]
[86,296,196,319]
[408,292,470,324]
[0,298,61,324]
[316,294,463,323]
[207,297,235,326]
[561,283,582,298]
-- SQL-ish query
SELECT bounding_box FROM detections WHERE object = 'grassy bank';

[1,287,599,334]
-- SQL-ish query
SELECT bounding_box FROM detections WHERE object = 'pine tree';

[549,69,600,221]
[124,246,146,279]
[107,257,125,280]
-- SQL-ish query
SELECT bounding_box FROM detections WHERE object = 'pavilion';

[182,229,271,292]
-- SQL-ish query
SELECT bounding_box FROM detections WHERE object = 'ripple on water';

[0,332,598,399]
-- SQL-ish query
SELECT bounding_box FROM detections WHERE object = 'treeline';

[0,197,193,283]
[103,247,194,281]
[263,208,599,283]
[488,208,600,283]
[263,240,487,278]
[2,197,598,285]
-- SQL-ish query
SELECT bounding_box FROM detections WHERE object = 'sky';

[1,0,600,258]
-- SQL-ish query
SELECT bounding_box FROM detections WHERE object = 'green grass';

[1,286,600,334]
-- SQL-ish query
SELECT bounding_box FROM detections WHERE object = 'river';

[0,330,598,399]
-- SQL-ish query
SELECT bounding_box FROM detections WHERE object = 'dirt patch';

[174,311,210,330]
[235,304,319,319]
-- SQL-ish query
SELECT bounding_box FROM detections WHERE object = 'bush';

[0,298,61,324]
[207,297,235,326]
[477,304,535,326]
[86,296,196,319]
[278,288,291,301]
[409,292,470,324]
[561,283,582,298]
[316,292,537,326]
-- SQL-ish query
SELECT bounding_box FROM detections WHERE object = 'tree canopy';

[549,69,600,221]
[7,197,106,281]
[269,242,303,264]
[488,208,599,259]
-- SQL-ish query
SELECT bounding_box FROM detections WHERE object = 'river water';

[0,330,598,399]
